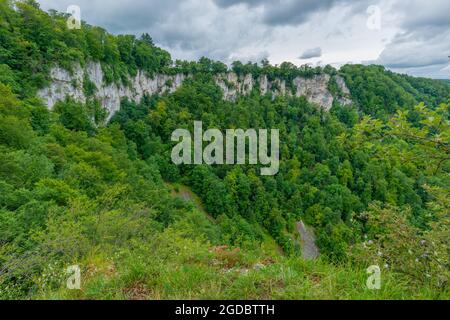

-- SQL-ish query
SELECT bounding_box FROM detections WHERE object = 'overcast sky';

[37,0,450,79]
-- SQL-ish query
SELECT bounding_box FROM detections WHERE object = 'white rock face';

[38,62,188,121]
[293,74,334,111]
[335,75,353,106]
[38,62,352,120]
[259,74,268,96]
[214,72,259,101]
[38,63,86,108]
[214,73,240,101]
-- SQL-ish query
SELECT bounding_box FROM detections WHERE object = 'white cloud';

[373,0,450,78]
[36,0,450,78]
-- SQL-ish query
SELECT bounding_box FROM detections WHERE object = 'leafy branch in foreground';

[341,102,450,175]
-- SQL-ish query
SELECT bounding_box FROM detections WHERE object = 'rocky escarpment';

[215,72,352,109]
[38,62,352,120]
[38,62,187,120]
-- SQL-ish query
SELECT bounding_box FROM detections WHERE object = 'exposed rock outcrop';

[38,62,352,120]
[297,220,320,260]
[38,62,187,120]
[293,74,334,110]
[335,75,353,106]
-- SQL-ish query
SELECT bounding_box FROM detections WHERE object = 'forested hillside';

[0,0,449,299]
[340,64,449,117]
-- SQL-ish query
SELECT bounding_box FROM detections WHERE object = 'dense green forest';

[0,0,449,299]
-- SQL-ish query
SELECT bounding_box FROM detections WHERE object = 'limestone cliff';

[38,62,352,120]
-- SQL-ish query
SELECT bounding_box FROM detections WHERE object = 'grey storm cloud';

[213,0,263,8]
[213,0,371,26]
[262,0,351,26]
[374,0,450,78]
[398,0,450,30]
[37,0,450,78]
[38,0,268,61]
[299,47,322,59]
[39,0,179,33]
[37,0,372,55]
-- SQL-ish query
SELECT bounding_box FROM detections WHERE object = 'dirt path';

[296,220,320,260]
[170,184,215,221]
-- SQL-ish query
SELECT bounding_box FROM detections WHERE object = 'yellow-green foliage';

[0,1,449,301]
